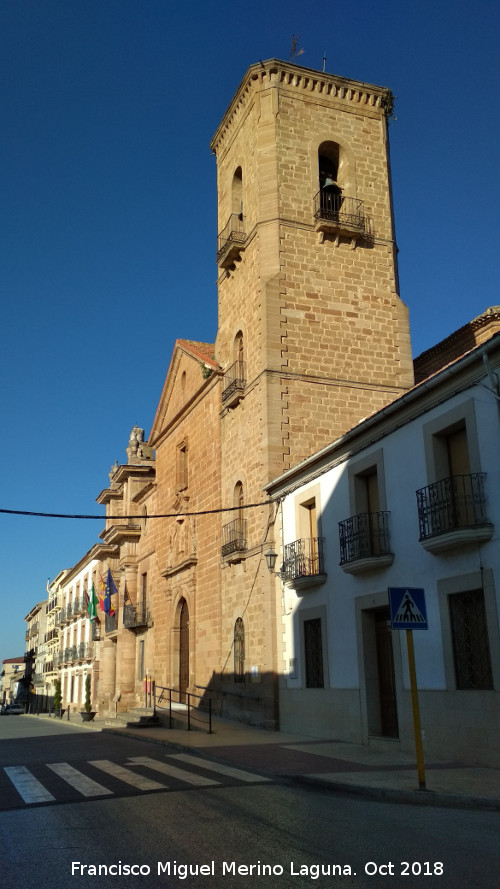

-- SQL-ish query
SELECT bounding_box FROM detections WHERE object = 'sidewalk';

[48,711,500,811]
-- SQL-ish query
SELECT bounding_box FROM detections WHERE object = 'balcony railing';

[91,621,101,641]
[123,603,150,630]
[281,537,324,584]
[222,360,246,405]
[221,518,247,558]
[76,642,93,661]
[313,191,371,239]
[416,474,490,542]
[339,511,392,565]
[73,596,86,616]
[105,612,118,634]
[217,213,246,268]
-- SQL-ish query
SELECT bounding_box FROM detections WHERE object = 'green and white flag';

[87,583,98,621]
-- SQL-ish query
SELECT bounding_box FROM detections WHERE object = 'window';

[449,590,493,690]
[234,618,245,683]
[176,441,188,491]
[418,404,492,549]
[304,618,324,688]
[340,451,392,568]
[138,641,145,682]
[222,331,246,406]
[232,167,243,218]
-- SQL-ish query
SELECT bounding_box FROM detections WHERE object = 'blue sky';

[1,0,499,661]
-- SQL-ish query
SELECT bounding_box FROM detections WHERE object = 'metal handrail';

[313,191,367,231]
[217,212,246,262]
[221,517,247,557]
[416,473,489,540]
[281,537,324,582]
[150,682,212,734]
[339,511,391,564]
[222,359,246,402]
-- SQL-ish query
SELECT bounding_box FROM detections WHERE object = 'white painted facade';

[266,333,500,767]
[58,558,100,712]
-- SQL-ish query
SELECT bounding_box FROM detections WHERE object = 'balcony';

[73,596,86,616]
[416,473,493,554]
[104,612,118,634]
[91,621,101,642]
[123,603,150,630]
[281,538,326,590]
[339,511,394,574]
[222,359,246,408]
[313,192,372,243]
[221,518,247,562]
[76,642,93,661]
[217,213,247,269]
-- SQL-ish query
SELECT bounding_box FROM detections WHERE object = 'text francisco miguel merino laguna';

[71,860,354,879]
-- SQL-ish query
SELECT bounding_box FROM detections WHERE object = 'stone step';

[105,708,160,728]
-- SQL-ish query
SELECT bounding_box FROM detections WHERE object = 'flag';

[87,583,98,622]
[99,574,106,612]
[104,569,117,616]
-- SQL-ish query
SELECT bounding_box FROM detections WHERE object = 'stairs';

[105,707,160,729]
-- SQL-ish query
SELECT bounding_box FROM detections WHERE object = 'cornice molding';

[211,58,389,155]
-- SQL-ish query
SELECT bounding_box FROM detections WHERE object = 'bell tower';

[210,60,413,727]
[212,59,413,479]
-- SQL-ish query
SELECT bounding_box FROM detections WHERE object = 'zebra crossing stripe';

[169,753,271,783]
[88,760,167,791]
[47,763,113,797]
[4,766,55,804]
[127,755,219,786]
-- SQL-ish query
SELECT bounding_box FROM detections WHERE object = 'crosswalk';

[1,753,270,809]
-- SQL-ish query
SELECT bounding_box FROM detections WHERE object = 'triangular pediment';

[149,340,219,446]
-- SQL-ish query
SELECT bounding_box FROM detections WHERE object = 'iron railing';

[104,612,118,634]
[281,537,324,583]
[216,213,246,264]
[221,517,247,557]
[151,683,212,734]
[339,511,392,564]
[91,621,101,641]
[222,360,246,403]
[416,474,489,541]
[314,191,368,233]
[123,603,149,629]
[76,642,93,660]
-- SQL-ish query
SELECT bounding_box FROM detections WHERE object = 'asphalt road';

[0,717,498,889]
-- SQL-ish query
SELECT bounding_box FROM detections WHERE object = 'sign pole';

[406,628,426,790]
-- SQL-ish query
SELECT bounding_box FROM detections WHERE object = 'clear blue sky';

[1,0,499,661]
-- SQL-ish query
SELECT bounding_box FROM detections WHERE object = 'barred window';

[449,590,493,690]
[234,618,245,683]
[304,618,324,688]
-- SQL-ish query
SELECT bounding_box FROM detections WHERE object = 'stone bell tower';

[212,59,413,483]
[210,60,413,726]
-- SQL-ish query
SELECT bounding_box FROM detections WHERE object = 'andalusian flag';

[87,583,99,621]
[104,569,117,616]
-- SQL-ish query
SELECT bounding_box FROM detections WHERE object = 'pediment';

[149,339,219,446]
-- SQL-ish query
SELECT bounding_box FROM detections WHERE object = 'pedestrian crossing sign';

[388,587,428,630]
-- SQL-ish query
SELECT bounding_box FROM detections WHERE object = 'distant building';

[0,657,25,705]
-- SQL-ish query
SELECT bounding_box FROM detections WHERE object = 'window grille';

[449,590,493,689]
[304,618,324,688]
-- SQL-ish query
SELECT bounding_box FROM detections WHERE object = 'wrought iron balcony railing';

[91,621,101,642]
[123,602,150,629]
[281,537,324,583]
[313,191,372,238]
[221,517,247,558]
[416,473,490,541]
[339,511,392,565]
[105,612,118,634]
[217,213,247,268]
[222,360,246,405]
[76,642,93,661]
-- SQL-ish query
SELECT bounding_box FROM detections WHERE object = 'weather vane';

[289,34,304,61]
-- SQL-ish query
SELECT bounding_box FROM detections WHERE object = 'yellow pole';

[406,629,426,790]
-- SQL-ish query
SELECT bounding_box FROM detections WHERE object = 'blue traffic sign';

[388,587,428,630]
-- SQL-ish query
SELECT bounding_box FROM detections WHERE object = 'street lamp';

[264,547,278,574]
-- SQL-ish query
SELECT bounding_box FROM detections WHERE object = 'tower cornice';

[210,58,392,155]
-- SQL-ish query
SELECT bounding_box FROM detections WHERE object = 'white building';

[57,553,101,713]
[266,325,500,767]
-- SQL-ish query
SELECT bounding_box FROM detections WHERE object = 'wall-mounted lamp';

[264,547,278,574]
